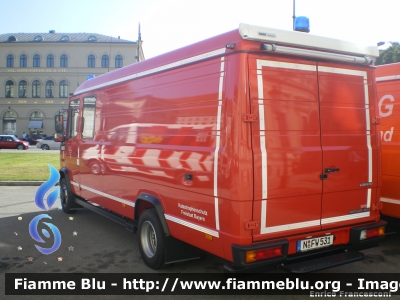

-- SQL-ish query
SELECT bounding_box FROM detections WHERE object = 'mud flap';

[164,236,204,264]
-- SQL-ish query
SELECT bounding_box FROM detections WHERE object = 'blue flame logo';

[29,214,61,254]
[29,164,62,255]
[35,164,60,210]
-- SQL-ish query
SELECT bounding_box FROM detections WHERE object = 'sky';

[2,0,400,59]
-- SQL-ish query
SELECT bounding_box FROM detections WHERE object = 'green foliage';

[376,42,400,65]
[0,153,59,181]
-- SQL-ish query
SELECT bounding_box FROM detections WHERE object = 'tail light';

[360,226,385,240]
[245,246,283,263]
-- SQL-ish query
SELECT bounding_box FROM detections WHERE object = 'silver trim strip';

[75,48,227,95]
[376,75,400,82]
[70,181,135,207]
[321,212,370,225]
[213,57,225,231]
[165,214,219,237]
[381,197,400,205]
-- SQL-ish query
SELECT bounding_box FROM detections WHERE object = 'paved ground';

[0,146,58,153]
[1,186,400,300]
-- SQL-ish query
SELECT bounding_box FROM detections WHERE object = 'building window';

[7,54,14,67]
[45,80,54,98]
[30,111,44,118]
[5,80,14,98]
[47,54,54,67]
[33,54,40,67]
[115,55,123,68]
[7,36,17,42]
[29,111,44,135]
[18,80,27,98]
[88,54,95,67]
[59,80,69,98]
[3,111,17,135]
[61,35,70,42]
[20,54,27,67]
[34,35,43,42]
[32,80,41,98]
[60,54,68,67]
[101,55,109,68]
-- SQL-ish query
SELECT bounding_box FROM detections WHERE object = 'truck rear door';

[249,55,323,240]
[249,55,378,241]
[318,62,378,229]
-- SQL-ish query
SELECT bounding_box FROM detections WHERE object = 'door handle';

[325,168,340,173]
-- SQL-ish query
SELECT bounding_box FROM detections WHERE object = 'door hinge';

[372,116,381,125]
[244,220,260,230]
[371,202,383,211]
[243,113,258,123]
[320,173,328,180]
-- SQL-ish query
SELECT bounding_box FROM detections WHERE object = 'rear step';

[282,251,364,273]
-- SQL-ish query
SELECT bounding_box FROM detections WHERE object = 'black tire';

[60,178,77,214]
[138,209,165,269]
[16,144,24,150]
[89,160,101,175]
[41,144,50,150]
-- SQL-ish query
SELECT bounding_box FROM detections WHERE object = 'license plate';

[296,235,334,252]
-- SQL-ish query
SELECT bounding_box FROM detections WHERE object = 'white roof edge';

[239,23,378,58]
[376,75,400,82]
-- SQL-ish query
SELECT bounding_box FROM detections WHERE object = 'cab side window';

[82,95,96,139]
[67,99,80,139]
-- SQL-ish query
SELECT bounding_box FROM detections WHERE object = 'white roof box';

[239,23,378,58]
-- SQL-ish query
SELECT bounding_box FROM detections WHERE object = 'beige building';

[0,31,144,137]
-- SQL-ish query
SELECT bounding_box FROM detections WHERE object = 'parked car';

[27,134,44,145]
[36,136,61,150]
[0,135,29,150]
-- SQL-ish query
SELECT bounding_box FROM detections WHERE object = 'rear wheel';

[89,160,101,175]
[16,144,24,150]
[41,144,50,150]
[138,209,165,269]
[60,178,77,214]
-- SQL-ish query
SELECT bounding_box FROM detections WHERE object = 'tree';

[375,42,400,65]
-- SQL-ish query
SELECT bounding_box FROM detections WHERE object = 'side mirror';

[55,115,64,133]
[54,133,63,142]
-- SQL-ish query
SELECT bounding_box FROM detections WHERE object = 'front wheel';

[16,145,24,150]
[138,209,165,269]
[60,178,76,214]
[41,144,50,150]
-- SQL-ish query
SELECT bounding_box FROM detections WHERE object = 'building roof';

[0,32,136,44]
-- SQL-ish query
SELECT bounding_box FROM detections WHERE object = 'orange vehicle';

[376,63,400,219]
[55,23,386,272]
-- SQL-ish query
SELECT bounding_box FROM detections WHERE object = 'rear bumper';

[227,220,387,273]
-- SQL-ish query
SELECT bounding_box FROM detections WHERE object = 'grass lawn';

[0,153,60,181]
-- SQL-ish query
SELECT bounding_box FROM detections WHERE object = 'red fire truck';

[376,63,400,220]
[55,23,386,272]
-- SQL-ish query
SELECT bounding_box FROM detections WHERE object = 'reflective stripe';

[70,181,134,207]
[376,75,400,82]
[75,48,227,95]
[165,214,219,237]
[381,198,400,205]
[213,56,225,231]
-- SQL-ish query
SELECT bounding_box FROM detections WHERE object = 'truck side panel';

[375,66,400,217]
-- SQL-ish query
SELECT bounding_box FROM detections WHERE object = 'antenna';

[293,0,296,30]
[137,23,141,62]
